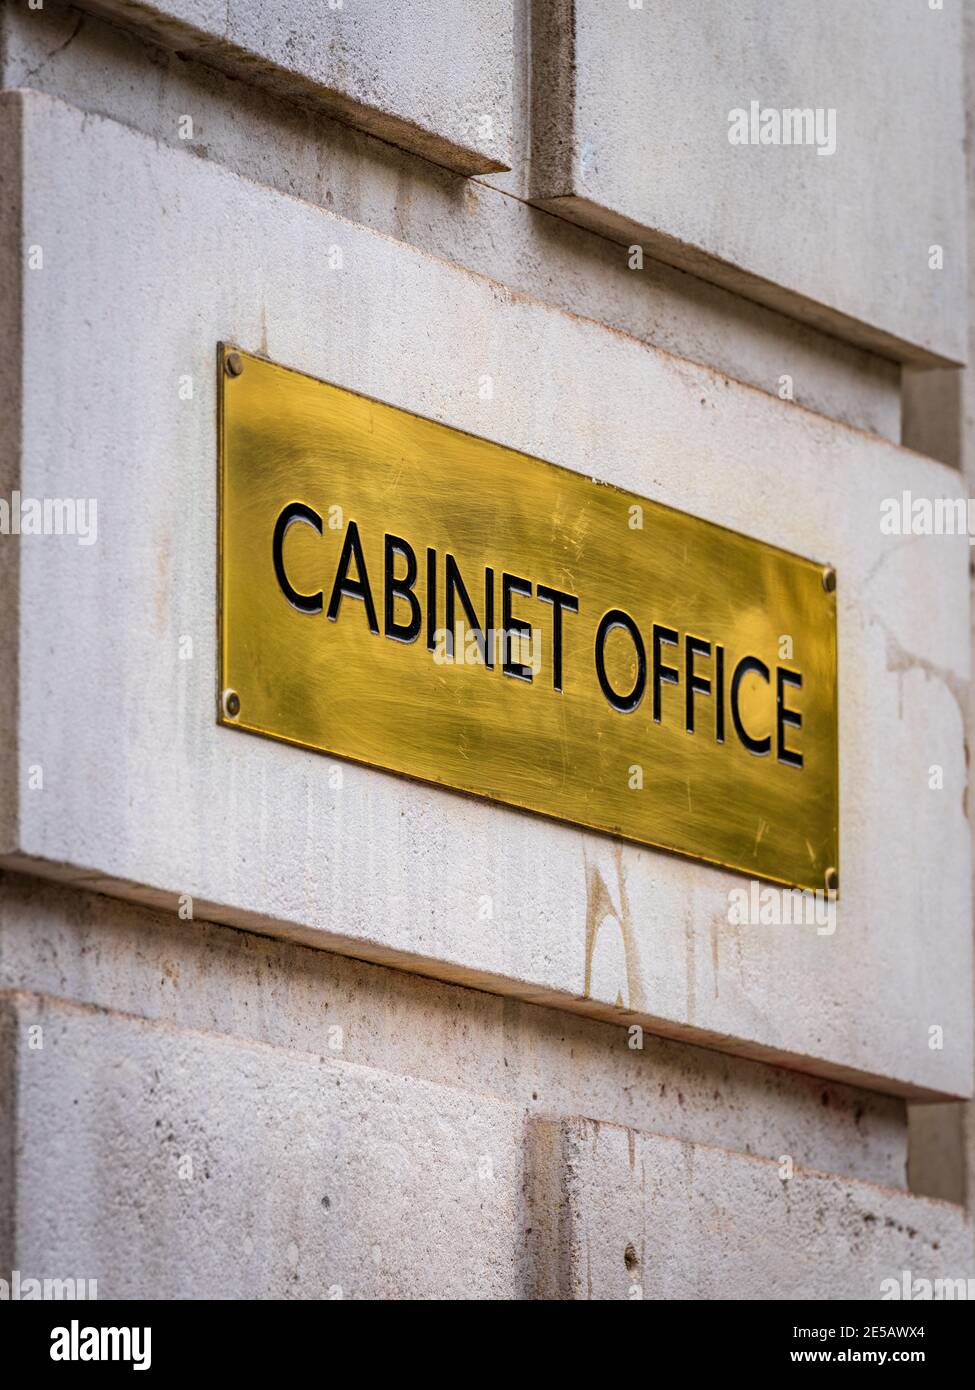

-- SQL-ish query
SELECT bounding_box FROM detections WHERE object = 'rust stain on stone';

[882,623,969,732]
[582,845,643,1011]
[154,534,172,633]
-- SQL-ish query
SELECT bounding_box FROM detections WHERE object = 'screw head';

[223,689,241,718]
[822,566,836,594]
[825,866,839,895]
[225,351,244,378]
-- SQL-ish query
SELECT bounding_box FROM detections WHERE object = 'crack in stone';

[19,11,86,87]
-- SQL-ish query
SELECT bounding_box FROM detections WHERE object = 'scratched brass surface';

[218,346,838,892]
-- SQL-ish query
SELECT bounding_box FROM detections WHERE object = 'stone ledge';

[530,0,966,367]
[527,1117,973,1300]
[72,0,514,174]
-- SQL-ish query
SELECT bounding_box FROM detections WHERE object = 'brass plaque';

[218,347,838,892]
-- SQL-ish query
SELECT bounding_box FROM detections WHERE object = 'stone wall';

[0,0,971,1299]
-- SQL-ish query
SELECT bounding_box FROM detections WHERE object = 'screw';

[822,566,836,593]
[825,866,839,895]
[225,351,244,378]
[223,689,241,718]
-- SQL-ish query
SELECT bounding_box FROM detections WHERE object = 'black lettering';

[776,668,803,768]
[652,624,679,723]
[445,554,493,666]
[536,584,579,691]
[383,533,421,644]
[426,547,437,651]
[731,655,771,755]
[685,635,711,734]
[272,502,323,614]
[326,519,379,633]
[502,573,532,681]
[484,566,495,663]
[595,610,646,712]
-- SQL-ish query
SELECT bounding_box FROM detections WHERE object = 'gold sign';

[218,347,838,893]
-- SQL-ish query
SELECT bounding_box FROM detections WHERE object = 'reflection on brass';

[218,346,838,892]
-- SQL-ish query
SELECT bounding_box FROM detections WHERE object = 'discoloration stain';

[684,909,696,1023]
[582,845,643,1010]
[154,534,172,632]
[880,620,969,732]
[723,913,746,989]
[863,533,921,592]
[963,737,970,820]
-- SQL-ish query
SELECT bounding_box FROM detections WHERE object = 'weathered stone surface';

[0,91,970,1099]
[71,0,513,173]
[527,1118,973,1300]
[531,0,966,366]
[0,869,911,1189]
[0,0,902,439]
[2,983,967,1300]
[5,991,524,1298]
